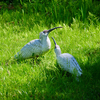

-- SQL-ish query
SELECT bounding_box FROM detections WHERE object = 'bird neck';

[40,36,51,51]
[55,49,61,56]
[40,36,49,44]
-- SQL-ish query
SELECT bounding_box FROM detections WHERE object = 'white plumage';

[14,27,62,60]
[52,37,82,77]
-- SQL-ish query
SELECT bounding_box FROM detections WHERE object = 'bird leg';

[33,55,39,64]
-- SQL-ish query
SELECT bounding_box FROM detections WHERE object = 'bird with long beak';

[14,27,62,60]
[52,37,82,79]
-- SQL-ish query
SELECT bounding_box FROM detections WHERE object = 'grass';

[0,1,100,100]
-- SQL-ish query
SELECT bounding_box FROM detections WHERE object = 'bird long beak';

[48,27,63,34]
[52,37,57,45]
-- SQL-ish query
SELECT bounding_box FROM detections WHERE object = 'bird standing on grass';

[52,37,82,79]
[14,27,62,60]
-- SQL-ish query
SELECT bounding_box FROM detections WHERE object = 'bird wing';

[15,39,42,59]
[70,56,82,72]
[57,53,82,75]
[56,53,71,70]
[61,53,82,72]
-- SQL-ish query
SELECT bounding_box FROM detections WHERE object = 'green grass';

[0,1,100,100]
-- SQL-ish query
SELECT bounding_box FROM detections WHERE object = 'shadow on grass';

[77,47,100,99]
[83,47,100,81]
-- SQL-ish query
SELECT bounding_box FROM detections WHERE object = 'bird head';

[39,27,62,39]
[52,37,61,55]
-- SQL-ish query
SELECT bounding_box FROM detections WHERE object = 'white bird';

[52,37,82,78]
[14,27,62,60]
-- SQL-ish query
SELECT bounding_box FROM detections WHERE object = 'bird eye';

[43,30,48,34]
[43,31,46,34]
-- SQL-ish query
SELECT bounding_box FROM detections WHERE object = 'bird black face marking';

[55,45,60,49]
[43,30,48,33]
[55,45,57,49]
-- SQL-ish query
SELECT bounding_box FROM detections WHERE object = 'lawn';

[0,1,100,100]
